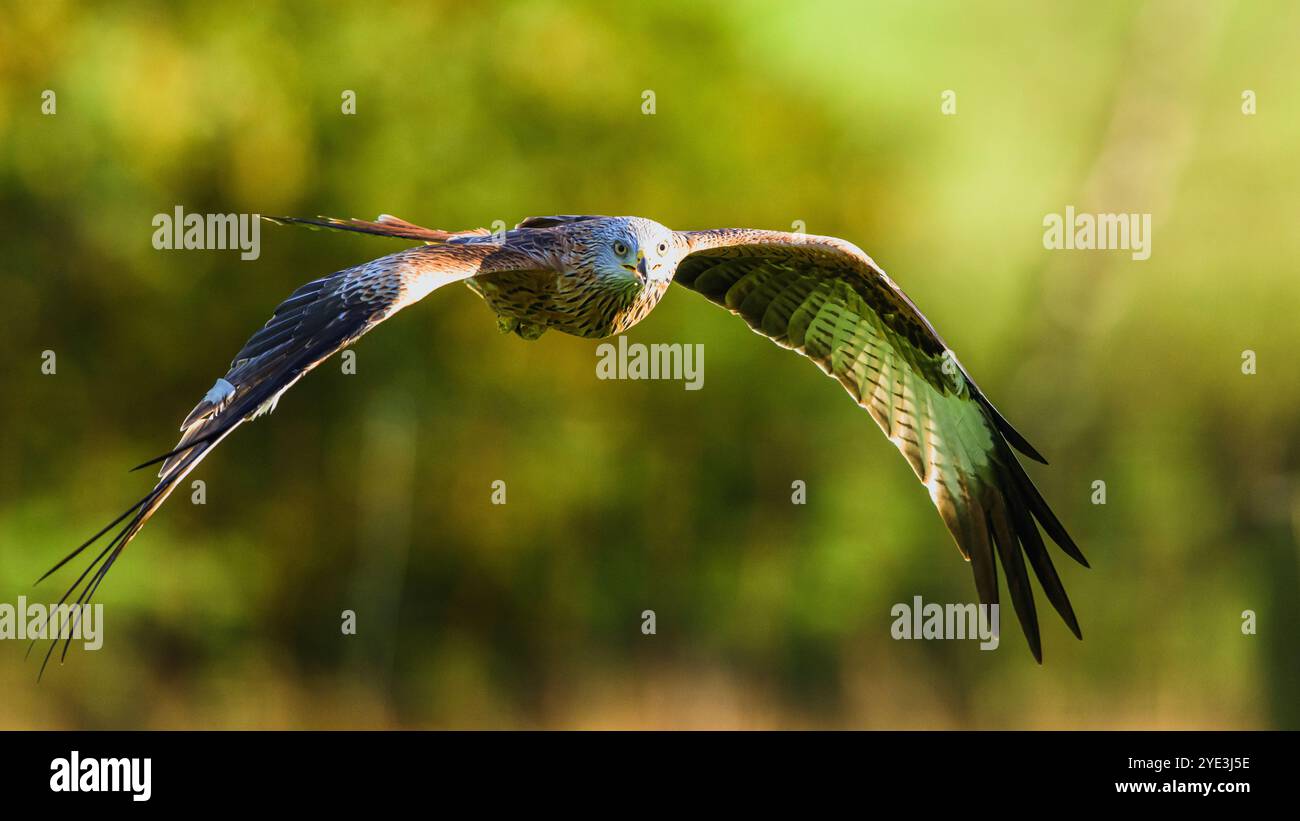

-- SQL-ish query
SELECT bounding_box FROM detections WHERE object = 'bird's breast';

[470,269,670,340]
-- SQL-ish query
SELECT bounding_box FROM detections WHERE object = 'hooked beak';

[634,250,649,282]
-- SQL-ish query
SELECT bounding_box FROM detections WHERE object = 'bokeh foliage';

[0,0,1297,727]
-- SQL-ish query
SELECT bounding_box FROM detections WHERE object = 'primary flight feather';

[39,213,1087,672]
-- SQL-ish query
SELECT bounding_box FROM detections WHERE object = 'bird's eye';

[657,242,668,254]
[612,241,629,256]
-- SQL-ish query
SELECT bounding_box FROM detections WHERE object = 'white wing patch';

[203,377,236,405]
[180,377,237,430]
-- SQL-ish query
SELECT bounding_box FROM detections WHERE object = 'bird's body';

[38,212,1088,673]
[462,216,678,338]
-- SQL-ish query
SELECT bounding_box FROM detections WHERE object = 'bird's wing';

[36,237,549,674]
[673,228,1087,660]
[514,215,609,229]
[264,213,492,242]
[265,213,611,239]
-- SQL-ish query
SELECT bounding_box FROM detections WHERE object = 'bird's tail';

[264,214,490,244]
[30,428,232,678]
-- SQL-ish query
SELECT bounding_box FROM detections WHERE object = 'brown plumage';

[37,213,1086,674]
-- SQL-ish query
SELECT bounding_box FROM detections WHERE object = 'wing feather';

[674,228,1085,660]
[265,214,491,243]
[36,237,548,673]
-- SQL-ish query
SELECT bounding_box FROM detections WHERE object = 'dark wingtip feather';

[34,495,149,585]
[32,493,150,680]
[38,434,220,678]
[1005,455,1089,568]
[129,434,217,473]
[1003,476,1084,641]
[1011,435,1049,465]
[986,503,1043,662]
[950,431,1089,660]
[968,392,1049,465]
[993,410,1049,464]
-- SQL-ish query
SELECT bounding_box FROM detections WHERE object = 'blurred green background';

[1,0,1297,728]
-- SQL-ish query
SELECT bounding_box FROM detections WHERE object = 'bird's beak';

[635,250,649,282]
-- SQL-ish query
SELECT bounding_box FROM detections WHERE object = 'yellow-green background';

[1,0,1296,728]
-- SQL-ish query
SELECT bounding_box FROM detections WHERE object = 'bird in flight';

[39,213,1087,672]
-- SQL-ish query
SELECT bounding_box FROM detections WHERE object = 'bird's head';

[590,217,681,287]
